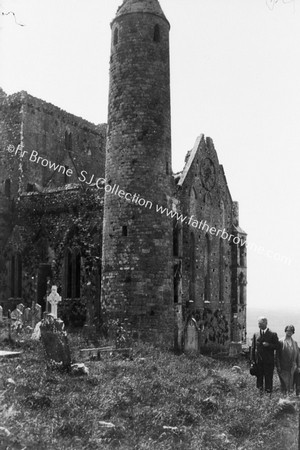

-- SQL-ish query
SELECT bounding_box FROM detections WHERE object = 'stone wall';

[175,135,242,348]
[0,187,103,318]
[230,201,247,342]
[0,90,106,317]
[0,0,247,348]
[101,3,174,345]
[15,91,105,191]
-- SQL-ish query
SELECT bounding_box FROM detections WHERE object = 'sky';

[0,0,299,319]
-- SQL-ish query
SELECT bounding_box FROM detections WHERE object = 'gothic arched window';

[240,243,246,267]
[65,130,72,152]
[189,232,196,301]
[65,248,81,298]
[173,221,182,257]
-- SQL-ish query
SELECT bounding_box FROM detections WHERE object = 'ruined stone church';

[0,0,247,351]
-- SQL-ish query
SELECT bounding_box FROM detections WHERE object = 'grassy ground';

[0,329,299,450]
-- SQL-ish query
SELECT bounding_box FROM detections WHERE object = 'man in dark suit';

[251,317,279,393]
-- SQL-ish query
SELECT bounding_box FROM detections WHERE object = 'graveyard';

[0,303,298,450]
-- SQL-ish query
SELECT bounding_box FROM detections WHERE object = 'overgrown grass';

[0,329,298,449]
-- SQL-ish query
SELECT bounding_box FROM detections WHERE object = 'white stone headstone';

[47,286,61,319]
[185,318,199,352]
[31,321,42,340]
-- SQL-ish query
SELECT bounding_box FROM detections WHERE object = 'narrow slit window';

[122,226,128,236]
[65,130,72,152]
[114,28,119,45]
[64,165,69,184]
[153,24,160,42]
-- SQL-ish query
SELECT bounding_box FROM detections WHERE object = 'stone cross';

[47,286,61,319]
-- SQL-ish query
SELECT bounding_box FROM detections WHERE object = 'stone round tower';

[101,0,174,344]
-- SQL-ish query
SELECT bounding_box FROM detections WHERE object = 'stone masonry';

[101,0,174,345]
[0,0,247,350]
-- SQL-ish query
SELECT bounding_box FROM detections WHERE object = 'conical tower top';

[115,0,169,25]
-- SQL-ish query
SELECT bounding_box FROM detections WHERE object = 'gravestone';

[0,350,23,358]
[17,303,25,314]
[184,318,199,352]
[40,314,71,371]
[11,307,23,323]
[34,303,42,325]
[11,307,23,332]
[31,305,43,339]
[0,305,3,324]
[31,322,42,340]
[47,285,61,319]
[229,342,242,357]
[24,307,32,324]
[36,303,42,320]
[31,302,42,327]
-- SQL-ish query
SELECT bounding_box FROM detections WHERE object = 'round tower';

[101,0,174,344]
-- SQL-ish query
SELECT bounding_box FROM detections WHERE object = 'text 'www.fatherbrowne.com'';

[155,205,245,245]
[6,144,292,264]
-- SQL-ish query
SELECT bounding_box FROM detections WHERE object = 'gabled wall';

[174,135,247,349]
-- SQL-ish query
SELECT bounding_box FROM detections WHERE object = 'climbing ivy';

[5,185,104,312]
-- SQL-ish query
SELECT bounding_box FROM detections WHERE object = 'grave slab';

[0,350,23,358]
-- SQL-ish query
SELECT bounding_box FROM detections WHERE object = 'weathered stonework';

[101,0,174,345]
[0,90,106,197]
[0,0,247,350]
[174,135,247,349]
[0,91,106,318]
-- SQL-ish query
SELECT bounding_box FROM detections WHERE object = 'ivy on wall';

[2,185,104,313]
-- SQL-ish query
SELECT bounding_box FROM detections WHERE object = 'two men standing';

[251,317,279,393]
